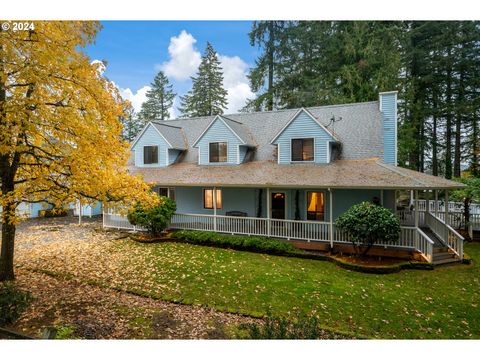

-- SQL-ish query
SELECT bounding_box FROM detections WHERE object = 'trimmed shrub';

[127,197,176,236]
[335,201,400,256]
[0,282,33,326]
[171,230,297,255]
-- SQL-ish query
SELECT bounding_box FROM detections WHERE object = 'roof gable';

[130,122,187,150]
[270,108,339,144]
[192,115,255,147]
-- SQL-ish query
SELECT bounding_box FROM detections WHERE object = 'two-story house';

[119,91,465,264]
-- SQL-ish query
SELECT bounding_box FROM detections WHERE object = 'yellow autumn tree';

[0,21,158,280]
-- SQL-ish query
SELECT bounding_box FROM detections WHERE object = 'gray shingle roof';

[128,159,465,190]
[151,122,187,150]
[219,116,256,146]
[144,101,382,162]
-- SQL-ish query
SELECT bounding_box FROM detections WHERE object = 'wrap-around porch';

[104,186,465,264]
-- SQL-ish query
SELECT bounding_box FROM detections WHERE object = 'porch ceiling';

[128,159,466,190]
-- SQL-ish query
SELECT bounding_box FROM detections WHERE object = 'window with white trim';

[203,189,222,209]
[209,142,227,163]
[291,138,314,161]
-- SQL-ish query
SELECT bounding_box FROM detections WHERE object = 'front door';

[271,192,286,219]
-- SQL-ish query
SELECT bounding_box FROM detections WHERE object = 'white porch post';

[445,190,449,226]
[329,188,333,249]
[426,190,430,215]
[414,190,419,249]
[414,190,419,228]
[435,190,439,218]
[213,186,217,231]
[266,187,271,236]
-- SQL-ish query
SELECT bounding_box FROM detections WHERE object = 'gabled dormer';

[192,115,255,165]
[270,108,339,164]
[131,122,187,167]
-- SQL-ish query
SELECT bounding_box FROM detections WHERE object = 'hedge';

[171,230,297,255]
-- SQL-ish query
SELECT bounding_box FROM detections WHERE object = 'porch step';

[433,256,461,265]
[420,227,445,248]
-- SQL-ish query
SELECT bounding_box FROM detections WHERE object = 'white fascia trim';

[270,108,339,144]
[130,122,173,149]
[192,115,246,147]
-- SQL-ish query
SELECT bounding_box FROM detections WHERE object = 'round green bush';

[127,196,176,236]
[335,201,400,256]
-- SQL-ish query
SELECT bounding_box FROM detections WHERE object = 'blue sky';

[85,21,259,116]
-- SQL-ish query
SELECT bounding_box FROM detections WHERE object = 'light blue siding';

[132,124,169,167]
[168,149,182,165]
[380,92,397,165]
[272,110,335,164]
[239,145,248,163]
[167,186,396,223]
[173,186,257,216]
[195,119,244,165]
[30,203,53,218]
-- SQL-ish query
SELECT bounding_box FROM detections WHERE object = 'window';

[203,189,222,209]
[307,191,325,221]
[209,142,228,163]
[156,187,175,200]
[291,138,314,161]
[144,146,158,164]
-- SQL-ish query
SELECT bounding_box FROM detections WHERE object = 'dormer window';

[291,138,314,162]
[209,142,227,163]
[144,146,158,164]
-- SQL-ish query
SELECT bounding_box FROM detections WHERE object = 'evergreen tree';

[179,42,228,117]
[138,71,176,122]
[245,21,287,111]
[120,104,143,142]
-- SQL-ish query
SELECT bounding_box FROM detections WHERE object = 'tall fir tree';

[245,21,286,111]
[179,42,228,117]
[120,104,143,142]
[138,71,176,122]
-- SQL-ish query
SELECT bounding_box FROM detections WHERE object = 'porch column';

[434,190,439,218]
[213,186,217,231]
[414,190,419,250]
[426,190,430,215]
[329,188,333,249]
[445,190,449,226]
[266,187,271,236]
[380,190,384,206]
[414,190,419,229]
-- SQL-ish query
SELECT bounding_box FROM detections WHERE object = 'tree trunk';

[267,21,274,111]
[0,178,16,281]
[445,46,453,179]
[432,106,438,176]
[454,64,465,178]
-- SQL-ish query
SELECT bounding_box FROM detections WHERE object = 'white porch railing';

[417,199,480,214]
[416,228,434,263]
[425,211,464,260]
[103,212,445,263]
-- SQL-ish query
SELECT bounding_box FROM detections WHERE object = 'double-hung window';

[291,138,314,162]
[144,146,159,164]
[209,142,227,163]
[203,189,222,209]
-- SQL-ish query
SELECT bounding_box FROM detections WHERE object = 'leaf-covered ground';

[12,217,480,339]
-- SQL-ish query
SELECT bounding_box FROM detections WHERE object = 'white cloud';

[158,30,201,81]
[119,86,151,113]
[219,55,254,114]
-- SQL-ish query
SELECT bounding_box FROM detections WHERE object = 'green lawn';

[107,240,480,339]
[22,233,480,339]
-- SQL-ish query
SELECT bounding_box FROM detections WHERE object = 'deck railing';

[416,228,434,263]
[417,200,480,214]
[103,212,443,263]
[425,211,464,260]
